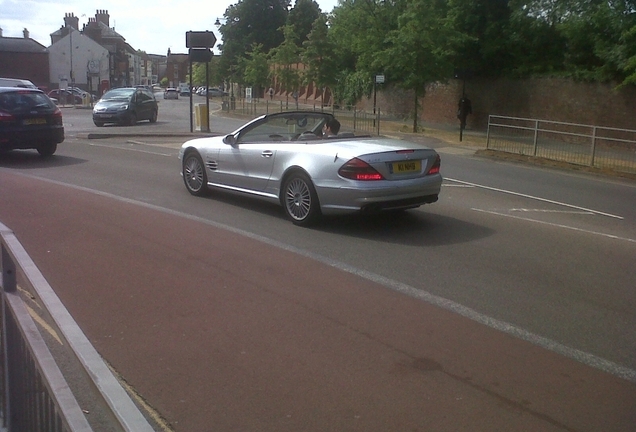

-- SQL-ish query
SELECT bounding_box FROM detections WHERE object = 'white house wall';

[48,28,109,93]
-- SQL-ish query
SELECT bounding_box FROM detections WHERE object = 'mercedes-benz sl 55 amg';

[179,111,442,226]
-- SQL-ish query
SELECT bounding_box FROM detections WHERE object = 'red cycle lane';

[1,170,635,432]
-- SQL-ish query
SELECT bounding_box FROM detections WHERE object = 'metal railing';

[487,115,636,174]
[224,97,382,136]
[1,222,154,431]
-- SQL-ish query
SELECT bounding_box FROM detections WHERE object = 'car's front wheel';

[182,152,208,196]
[126,112,137,126]
[282,172,321,226]
[150,109,158,123]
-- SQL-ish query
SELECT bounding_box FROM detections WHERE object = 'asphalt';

[2,172,635,431]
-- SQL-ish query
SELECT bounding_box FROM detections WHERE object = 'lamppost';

[69,27,75,105]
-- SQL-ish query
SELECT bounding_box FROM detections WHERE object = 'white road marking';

[509,209,595,215]
[473,208,636,243]
[445,177,624,219]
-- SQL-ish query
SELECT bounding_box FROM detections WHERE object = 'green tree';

[447,0,513,77]
[191,56,224,88]
[269,24,302,107]
[217,0,290,79]
[327,0,408,105]
[288,0,323,46]
[301,14,338,105]
[378,0,465,132]
[241,44,271,97]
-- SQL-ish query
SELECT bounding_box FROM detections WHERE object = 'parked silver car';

[179,111,442,226]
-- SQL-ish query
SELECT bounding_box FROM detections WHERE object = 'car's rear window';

[0,91,56,114]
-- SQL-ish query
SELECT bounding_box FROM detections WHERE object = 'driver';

[323,118,341,138]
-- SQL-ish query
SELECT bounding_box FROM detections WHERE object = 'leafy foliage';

[288,0,323,46]
[301,14,338,102]
[269,24,302,103]
[241,44,271,95]
[217,0,289,78]
[215,0,636,111]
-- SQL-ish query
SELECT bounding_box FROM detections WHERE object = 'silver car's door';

[216,142,277,192]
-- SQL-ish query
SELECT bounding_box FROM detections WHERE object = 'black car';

[92,87,158,126]
[0,87,64,157]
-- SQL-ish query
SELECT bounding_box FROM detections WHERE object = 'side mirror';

[222,134,236,146]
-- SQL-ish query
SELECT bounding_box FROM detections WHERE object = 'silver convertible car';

[179,111,442,226]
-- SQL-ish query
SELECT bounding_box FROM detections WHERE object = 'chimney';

[64,13,79,30]
[23,28,29,39]
[96,10,110,27]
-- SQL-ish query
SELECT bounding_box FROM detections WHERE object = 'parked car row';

[194,86,228,97]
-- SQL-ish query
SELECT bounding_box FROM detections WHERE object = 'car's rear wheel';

[282,172,321,226]
[182,152,208,196]
[37,143,57,157]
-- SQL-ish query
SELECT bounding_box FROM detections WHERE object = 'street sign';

[186,31,217,48]
[189,48,212,63]
[375,74,385,84]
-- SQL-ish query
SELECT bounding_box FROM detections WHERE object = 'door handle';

[261,150,273,158]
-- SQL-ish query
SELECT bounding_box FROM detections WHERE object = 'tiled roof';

[0,37,48,53]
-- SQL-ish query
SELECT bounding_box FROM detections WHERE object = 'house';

[148,54,167,85]
[166,49,189,88]
[49,10,150,95]
[0,28,50,90]
[48,18,109,96]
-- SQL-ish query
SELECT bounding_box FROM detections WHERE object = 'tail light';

[338,158,385,181]
[52,107,63,125]
[427,155,441,175]
[0,110,15,122]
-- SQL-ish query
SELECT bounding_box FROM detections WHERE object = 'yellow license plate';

[24,118,47,125]
[391,160,421,174]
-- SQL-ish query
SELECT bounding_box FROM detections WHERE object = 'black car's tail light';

[52,107,63,125]
[426,155,441,175]
[0,110,15,122]
[338,158,385,181]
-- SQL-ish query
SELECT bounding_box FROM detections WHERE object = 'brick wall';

[0,52,50,90]
[361,78,636,131]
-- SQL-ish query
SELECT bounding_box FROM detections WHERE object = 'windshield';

[236,112,332,143]
[101,88,135,101]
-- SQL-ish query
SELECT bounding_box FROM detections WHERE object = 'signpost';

[186,31,217,132]
[373,74,385,128]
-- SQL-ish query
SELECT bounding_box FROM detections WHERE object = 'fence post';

[486,115,491,149]
[2,241,17,431]
[533,120,539,156]
[590,126,597,167]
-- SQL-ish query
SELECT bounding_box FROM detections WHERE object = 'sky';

[0,0,340,55]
